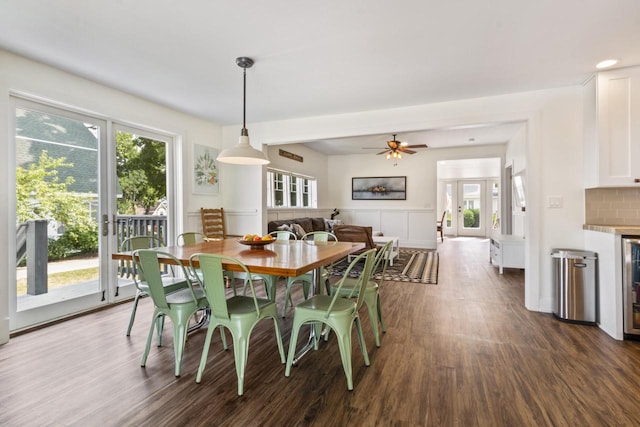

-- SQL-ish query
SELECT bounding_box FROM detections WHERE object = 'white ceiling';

[300,122,525,155]
[1,0,639,153]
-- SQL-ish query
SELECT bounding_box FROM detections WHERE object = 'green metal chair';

[328,240,392,347]
[190,253,286,396]
[121,235,189,336]
[176,231,206,246]
[281,231,337,317]
[135,249,209,377]
[285,248,376,391]
[242,230,297,301]
[176,231,237,295]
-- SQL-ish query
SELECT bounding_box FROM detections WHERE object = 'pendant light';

[216,57,270,165]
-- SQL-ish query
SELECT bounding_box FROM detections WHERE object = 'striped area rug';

[330,248,439,284]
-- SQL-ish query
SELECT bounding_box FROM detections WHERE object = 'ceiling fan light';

[397,153,402,159]
[386,153,391,159]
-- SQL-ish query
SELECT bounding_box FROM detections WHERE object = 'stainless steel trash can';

[552,249,598,324]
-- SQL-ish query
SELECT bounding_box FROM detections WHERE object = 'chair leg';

[271,316,286,364]
[363,291,381,347]
[354,316,370,366]
[141,310,160,367]
[156,315,165,347]
[232,334,250,396]
[377,295,386,333]
[333,325,354,390]
[172,321,187,377]
[126,291,142,336]
[282,282,293,317]
[196,322,221,383]
[285,317,303,376]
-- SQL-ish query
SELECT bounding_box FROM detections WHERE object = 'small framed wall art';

[352,176,406,200]
[193,144,219,194]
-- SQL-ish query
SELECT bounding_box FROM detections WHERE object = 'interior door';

[12,97,109,330]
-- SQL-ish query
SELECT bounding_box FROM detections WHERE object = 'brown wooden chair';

[436,210,446,242]
[200,208,226,240]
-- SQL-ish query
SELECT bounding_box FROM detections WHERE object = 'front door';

[457,181,486,237]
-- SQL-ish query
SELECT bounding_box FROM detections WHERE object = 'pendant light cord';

[241,67,248,136]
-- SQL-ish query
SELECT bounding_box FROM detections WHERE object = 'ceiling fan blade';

[377,149,391,155]
[403,144,428,149]
[401,149,417,154]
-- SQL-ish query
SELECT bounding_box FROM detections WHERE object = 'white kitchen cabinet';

[584,66,640,188]
[490,234,525,274]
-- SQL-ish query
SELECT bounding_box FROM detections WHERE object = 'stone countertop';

[583,224,640,235]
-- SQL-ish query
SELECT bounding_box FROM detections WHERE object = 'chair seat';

[295,294,356,313]
[166,286,207,305]
[139,276,189,293]
[227,296,275,314]
[331,277,378,293]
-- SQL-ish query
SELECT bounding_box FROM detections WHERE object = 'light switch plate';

[548,196,563,208]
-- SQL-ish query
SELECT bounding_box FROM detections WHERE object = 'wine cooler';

[623,237,640,338]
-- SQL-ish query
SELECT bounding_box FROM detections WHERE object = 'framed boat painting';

[352,176,406,200]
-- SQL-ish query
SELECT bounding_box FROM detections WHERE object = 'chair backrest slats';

[200,208,226,240]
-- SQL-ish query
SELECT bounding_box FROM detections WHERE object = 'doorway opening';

[437,158,501,239]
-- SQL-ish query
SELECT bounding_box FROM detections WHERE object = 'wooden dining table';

[111,238,364,280]
[112,238,365,363]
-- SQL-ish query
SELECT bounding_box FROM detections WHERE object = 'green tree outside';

[16,151,97,259]
[116,132,167,214]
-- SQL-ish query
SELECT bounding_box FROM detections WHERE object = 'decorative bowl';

[238,239,273,250]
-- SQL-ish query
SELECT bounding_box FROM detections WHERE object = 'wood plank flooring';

[2,237,640,426]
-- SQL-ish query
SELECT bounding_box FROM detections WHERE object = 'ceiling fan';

[365,134,428,159]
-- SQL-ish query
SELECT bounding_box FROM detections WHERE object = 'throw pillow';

[291,223,306,239]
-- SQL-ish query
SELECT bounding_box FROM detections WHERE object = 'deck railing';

[116,215,167,248]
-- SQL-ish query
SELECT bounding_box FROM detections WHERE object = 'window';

[267,168,317,208]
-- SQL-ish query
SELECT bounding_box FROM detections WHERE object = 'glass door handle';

[102,214,109,236]
[101,214,117,236]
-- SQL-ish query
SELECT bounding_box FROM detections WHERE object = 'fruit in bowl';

[239,233,273,249]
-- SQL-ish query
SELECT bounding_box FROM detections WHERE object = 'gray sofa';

[267,217,327,237]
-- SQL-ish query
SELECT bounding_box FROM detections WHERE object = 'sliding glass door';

[11,98,176,331]
[12,98,108,329]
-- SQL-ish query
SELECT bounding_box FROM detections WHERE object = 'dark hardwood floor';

[3,238,640,426]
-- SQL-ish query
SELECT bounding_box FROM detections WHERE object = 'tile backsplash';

[585,188,640,225]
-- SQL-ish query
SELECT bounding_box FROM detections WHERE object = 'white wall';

[240,85,585,314]
[0,50,222,342]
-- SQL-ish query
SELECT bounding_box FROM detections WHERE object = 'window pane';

[290,176,297,206]
[302,178,309,206]
[274,173,284,206]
